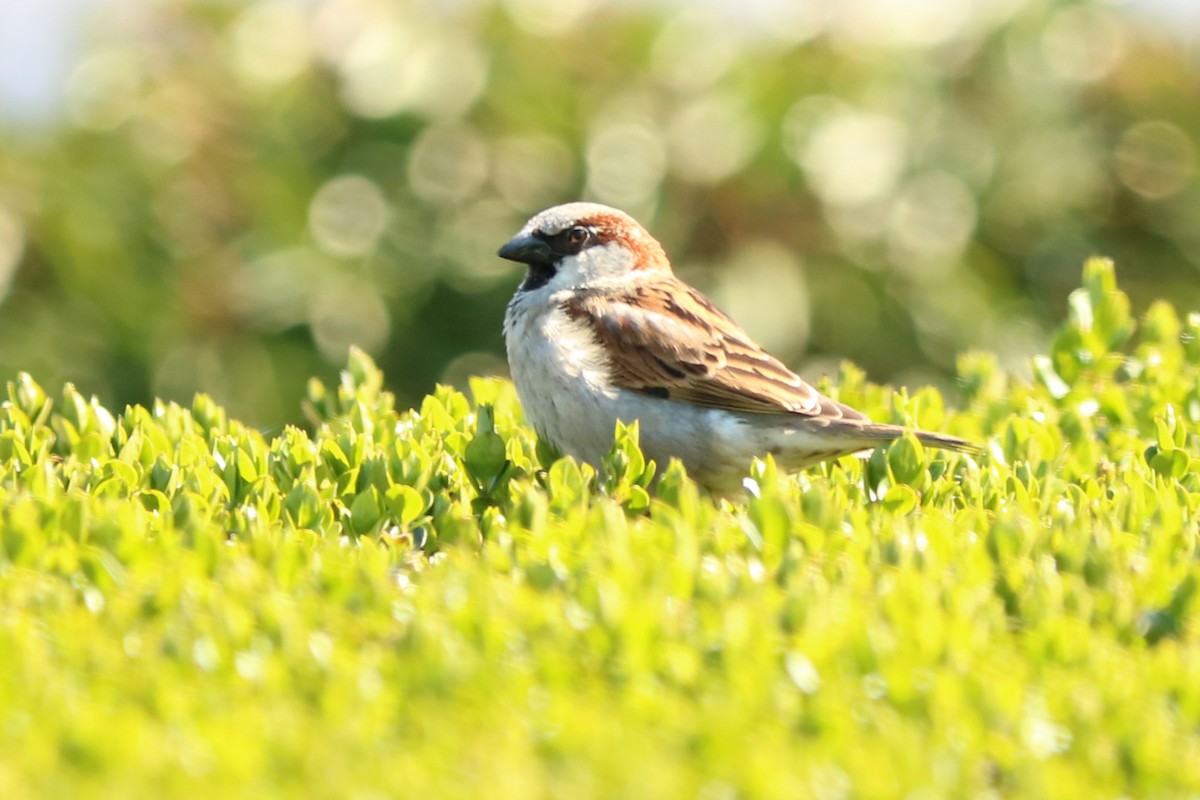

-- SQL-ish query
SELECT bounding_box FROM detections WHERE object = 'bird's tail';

[857,422,982,457]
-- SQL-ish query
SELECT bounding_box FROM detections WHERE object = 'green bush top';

[1,260,1199,798]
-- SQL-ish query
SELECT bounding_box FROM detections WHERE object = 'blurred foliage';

[1,0,1199,424]
[4,262,1200,796]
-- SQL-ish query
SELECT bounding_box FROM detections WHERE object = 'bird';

[499,202,978,496]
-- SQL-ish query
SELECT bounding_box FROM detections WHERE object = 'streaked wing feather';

[818,395,869,422]
[562,279,831,417]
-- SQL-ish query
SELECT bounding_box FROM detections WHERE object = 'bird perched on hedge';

[499,202,978,495]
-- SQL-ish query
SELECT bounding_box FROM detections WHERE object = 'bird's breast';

[505,304,613,388]
[504,303,620,464]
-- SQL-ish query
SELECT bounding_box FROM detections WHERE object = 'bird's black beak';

[498,234,554,266]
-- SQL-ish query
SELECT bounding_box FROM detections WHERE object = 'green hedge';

[1,259,1198,798]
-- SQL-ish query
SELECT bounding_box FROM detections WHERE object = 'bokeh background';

[1,0,1198,426]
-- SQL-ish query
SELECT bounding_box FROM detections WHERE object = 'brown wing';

[561,278,866,420]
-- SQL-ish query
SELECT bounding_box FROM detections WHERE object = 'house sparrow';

[500,202,978,495]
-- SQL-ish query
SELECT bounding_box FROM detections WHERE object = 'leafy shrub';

[0,260,1198,798]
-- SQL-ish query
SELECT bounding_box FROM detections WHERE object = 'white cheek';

[553,243,633,287]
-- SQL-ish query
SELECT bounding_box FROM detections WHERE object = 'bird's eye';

[567,226,589,247]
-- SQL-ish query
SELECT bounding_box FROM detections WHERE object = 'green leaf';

[749,495,790,556]
[464,430,507,489]
[1067,285,1094,333]
[385,484,427,527]
[881,484,918,515]
[887,434,925,486]
[320,439,351,474]
[535,436,561,469]
[345,346,383,394]
[547,457,587,506]
[1032,355,1070,399]
[236,449,259,484]
[865,447,889,493]
[12,373,49,424]
[191,393,226,432]
[624,484,650,513]
[987,517,1022,562]
[602,420,649,492]
[61,384,90,434]
[349,487,383,534]
[0,431,31,465]
[1149,447,1188,480]
[284,483,322,529]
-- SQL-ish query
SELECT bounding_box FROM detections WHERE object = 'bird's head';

[498,202,671,294]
